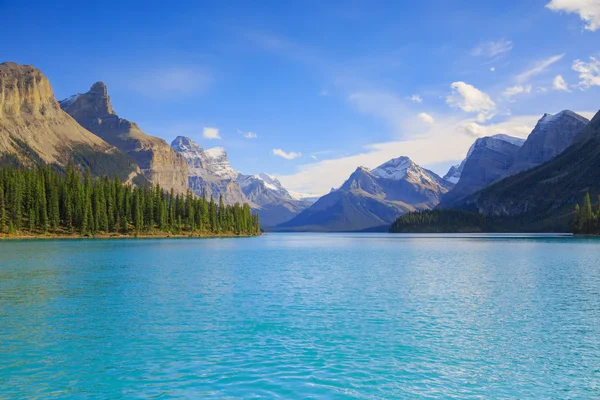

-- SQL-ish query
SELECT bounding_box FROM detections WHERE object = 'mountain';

[170,136,247,204]
[0,62,138,179]
[60,82,189,193]
[443,164,463,184]
[439,134,525,207]
[504,110,589,176]
[277,157,453,232]
[454,109,600,231]
[237,173,312,227]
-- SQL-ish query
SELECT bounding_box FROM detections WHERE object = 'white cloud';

[238,129,257,139]
[446,82,496,122]
[552,74,571,91]
[203,127,221,140]
[490,67,496,72]
[546,0,600,31]
[460,116,538,139]
[131,67,212,98]
[503,84,532,101]
[516,54,565,83]
[408,94,423,103]
[310,155,318,160]
[572,57,600,89]
[471,38,513,57]
[417,112,435,124]
[273,148,301,160]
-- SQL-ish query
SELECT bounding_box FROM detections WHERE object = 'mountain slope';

[504,110,588,176]
[456,109,600,231]
[170,136,247,203]
[440,134,524,207]
[0,62,138,179]
[60,83,188,192]
[278,157,452,232]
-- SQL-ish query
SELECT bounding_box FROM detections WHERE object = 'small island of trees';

[0,164,260,238]
[573,193,600,235]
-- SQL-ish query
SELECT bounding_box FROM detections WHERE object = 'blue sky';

[2,0,599,194]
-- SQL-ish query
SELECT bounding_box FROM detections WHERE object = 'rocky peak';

[371,156,414,180]
[0,62,58,118]
[60,81,114,120]
[443,164,462,184]
[505,110,589,176]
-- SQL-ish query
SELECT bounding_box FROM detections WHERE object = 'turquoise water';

[1,233,600,398]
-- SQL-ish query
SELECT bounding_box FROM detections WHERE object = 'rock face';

[278,157,453,232]
[60,83,188,193]
[0,62,138,179]
[455,109,600,231]
[171,136,248,204]
[439,134,524,207]
[504,110,589,176]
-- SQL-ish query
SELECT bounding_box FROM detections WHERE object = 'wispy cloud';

[446,82,496,122]
[516,54,565,83]
[130,66,212,98]
[471,38,513,58]
[502,84,532,101]
[203,127,221,140]
[273,148,301,160]
[546,0,600,31]
[572,57,600,89]
[238,129,257,139]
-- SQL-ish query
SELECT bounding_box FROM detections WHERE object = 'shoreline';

[0,232,261,240]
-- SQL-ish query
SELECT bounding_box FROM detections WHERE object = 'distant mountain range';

[170,135,313,227]
[1,61,598,233]
[276,157,453,232]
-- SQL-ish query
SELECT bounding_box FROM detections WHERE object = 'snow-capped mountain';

[170,136,311,226]
[171,136,247,204]
[237,173,291,200]
[443,164,462,184]
[277,156,453,232]
[439,133,525,207]
[171,137,238,180]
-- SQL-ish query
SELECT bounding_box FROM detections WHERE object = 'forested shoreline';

[0,165,260,238]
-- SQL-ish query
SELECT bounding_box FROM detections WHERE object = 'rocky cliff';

[0,62,138,179]
[60,83,189,193]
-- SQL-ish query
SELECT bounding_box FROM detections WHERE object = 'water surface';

[1,233,599,398]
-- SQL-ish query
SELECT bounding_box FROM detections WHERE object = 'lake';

[1,233,599,398]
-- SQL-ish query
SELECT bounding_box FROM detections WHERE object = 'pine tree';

[582,192,593,234]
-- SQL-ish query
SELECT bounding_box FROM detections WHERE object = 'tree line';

[573,192,600,234]
[0,164,260,236]
[389,209,493,233]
